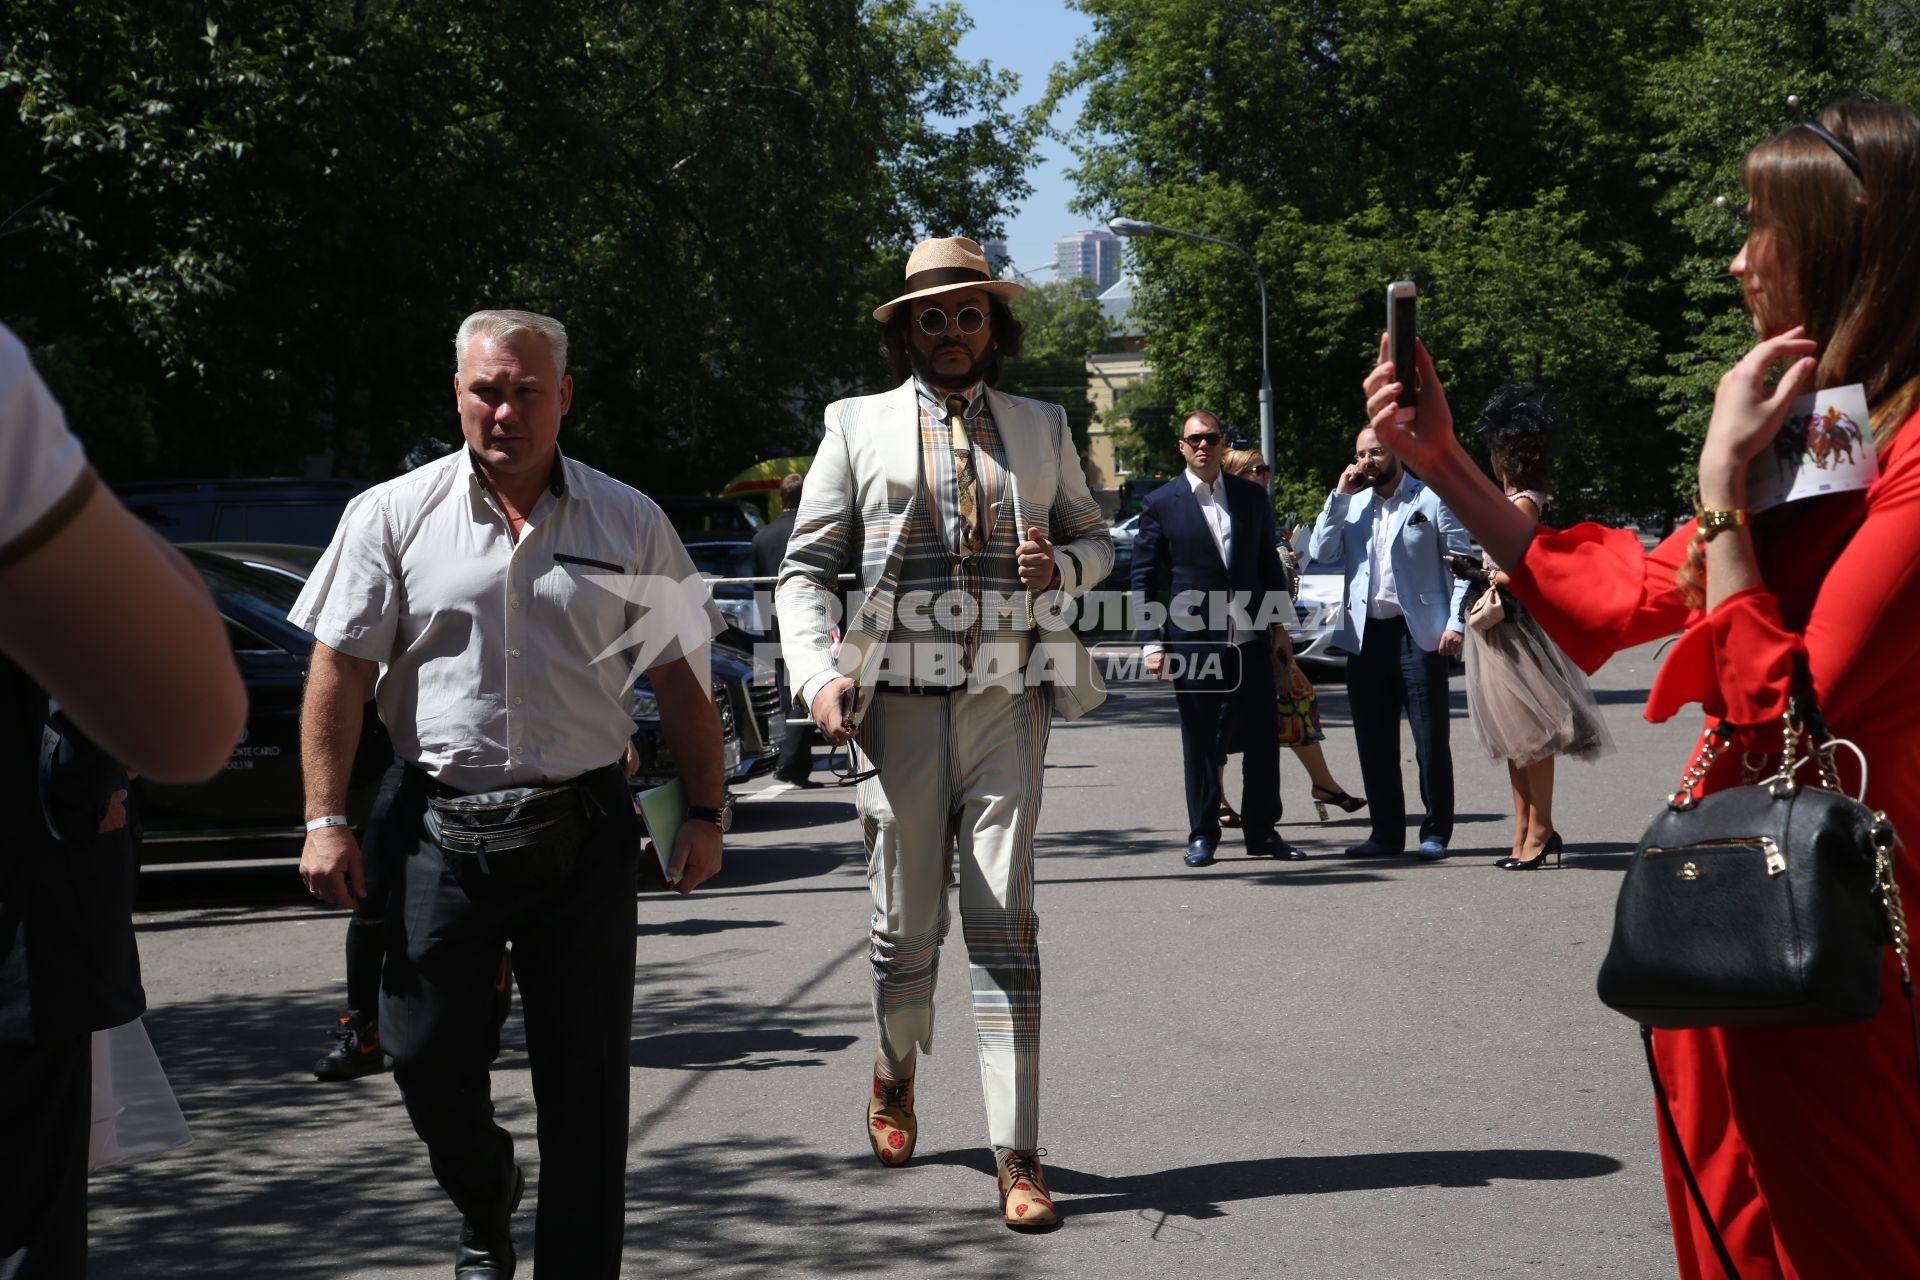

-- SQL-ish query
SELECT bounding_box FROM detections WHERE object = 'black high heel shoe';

[1309,785,1367,822]
[1496,832,1563,870]
[1217,802,1243,830]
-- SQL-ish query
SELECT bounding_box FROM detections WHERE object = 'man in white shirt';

[1308,428,1472,859]
[1131,410,1298,866]
[291,309,726,1279]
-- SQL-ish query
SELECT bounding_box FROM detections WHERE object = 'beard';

[908,340,989,390]
[1363,457,1402,490]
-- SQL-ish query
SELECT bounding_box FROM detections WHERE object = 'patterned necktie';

[946,395,985,557]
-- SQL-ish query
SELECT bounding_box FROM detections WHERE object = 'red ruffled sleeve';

[1510,410,1920,734]
[1506,521,1691,678]
[1642,586,1798,725]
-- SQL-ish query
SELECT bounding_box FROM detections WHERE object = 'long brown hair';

[1744,99,1920,443]
[1677,99,1920,606]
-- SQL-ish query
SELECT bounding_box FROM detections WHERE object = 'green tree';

[1,1,1036,489]
[998,277,1114,452]
[1045,0,1695,518]
[1053,0,1920,519]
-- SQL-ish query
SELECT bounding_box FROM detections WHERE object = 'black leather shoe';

[1247,835,1307,860]
[1183,839,1216,867]
[1342,838,1403,858]
[455,1165,524,1279]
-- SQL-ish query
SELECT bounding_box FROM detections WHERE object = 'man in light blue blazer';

[1307,427,1472,858]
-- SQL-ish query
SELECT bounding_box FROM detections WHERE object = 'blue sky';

[952,0,1098,278]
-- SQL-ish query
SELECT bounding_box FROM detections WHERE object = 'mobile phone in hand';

[1387,281,1417,421]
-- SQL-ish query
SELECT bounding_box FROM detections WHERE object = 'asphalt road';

[91,640,1697,1278]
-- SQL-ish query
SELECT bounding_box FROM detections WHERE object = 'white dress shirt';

[1367,475,1408,620]
[290,447,724,792]
[1187,467,1234,567]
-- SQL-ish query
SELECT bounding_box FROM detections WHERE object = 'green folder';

[635,777,685,885]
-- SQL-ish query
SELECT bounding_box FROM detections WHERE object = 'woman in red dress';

[1361,99,1920,1278]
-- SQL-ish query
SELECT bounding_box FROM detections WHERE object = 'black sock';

[345,918,385,1020]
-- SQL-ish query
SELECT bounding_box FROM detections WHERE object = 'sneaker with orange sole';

[313,1011,389,1081]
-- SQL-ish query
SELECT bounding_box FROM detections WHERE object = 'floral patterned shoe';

[867,1074,917,1166]
[997,1149,1058,1231]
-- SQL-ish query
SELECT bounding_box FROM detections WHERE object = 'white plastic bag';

[89,1017,192,1171]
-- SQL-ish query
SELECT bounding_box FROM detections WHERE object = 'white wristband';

[305,815,350,832]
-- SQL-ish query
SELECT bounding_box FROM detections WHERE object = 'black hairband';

[1800,120,1864,180]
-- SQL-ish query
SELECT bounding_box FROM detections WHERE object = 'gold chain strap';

[1875,825,1913,985]
[1793,708,1911,982]
[1669,723,1734,810]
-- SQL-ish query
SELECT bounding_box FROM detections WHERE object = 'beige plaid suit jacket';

[776,378,1114,720]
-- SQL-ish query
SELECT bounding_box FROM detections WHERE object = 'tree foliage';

[1,0,1034,488]
[1052,0,1920,518]
[997,278,1114,451]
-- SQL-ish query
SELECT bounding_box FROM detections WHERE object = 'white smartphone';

[1386,280,1417,422]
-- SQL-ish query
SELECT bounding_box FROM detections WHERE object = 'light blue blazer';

[1306,475,1473,654]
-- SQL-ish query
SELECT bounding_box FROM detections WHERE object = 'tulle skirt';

[1462,602,1614,767]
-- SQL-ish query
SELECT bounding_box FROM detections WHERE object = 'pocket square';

[1407,511,1429,526]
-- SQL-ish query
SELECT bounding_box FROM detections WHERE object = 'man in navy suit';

[1131,410,1300,867]
[1307,427,1472,859]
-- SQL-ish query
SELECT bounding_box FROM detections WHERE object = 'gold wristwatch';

[1696,506,1748,541]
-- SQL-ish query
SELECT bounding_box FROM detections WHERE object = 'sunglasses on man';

[914,305,987,337]
[1181,431,1222,448]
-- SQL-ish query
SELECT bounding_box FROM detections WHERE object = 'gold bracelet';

[1696,506,1749,541]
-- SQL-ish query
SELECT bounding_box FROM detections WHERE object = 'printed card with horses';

[1749,383,1877,514]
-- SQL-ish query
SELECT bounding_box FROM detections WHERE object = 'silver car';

[1289,565,1346,669]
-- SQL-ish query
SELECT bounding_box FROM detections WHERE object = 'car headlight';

[632,689,659,719]
[716,598,755,628]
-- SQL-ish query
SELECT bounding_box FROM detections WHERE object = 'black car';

[117,478,366,547]
[135,550,392,858]
[138,550,744,861]
[655,495,761,543]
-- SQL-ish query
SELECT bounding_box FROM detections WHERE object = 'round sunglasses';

[915,305,986,337]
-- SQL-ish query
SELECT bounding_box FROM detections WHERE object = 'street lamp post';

[1108,217,1273,472]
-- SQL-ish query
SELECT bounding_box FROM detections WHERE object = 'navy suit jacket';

[1130,472,1289,647]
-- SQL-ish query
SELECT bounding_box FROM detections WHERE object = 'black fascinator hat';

[1474,382,1561,489]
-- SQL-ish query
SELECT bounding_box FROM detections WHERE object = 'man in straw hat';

[776,236,1112,1230]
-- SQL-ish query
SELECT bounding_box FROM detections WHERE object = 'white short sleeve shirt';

[0,325,94,569]
[290,447,725,791]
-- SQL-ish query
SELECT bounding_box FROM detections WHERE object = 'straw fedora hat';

[872,236,1025,323]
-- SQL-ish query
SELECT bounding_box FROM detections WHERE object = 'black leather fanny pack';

[422,782,591,901]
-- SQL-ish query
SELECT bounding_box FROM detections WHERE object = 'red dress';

[1508,407,1920,1279]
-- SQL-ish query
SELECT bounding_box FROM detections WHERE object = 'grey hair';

[454,309,570,379]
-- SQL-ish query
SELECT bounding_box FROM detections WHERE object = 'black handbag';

[1597,679,1919,1280]
[1596,697,1911,1028]
[423,783,590,902]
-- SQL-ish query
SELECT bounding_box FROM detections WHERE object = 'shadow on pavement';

[1563,841,1636,871]
[630,1027,858,1071]
[636,917,784,938]
[692,840,863,892]
[87,986,467,1278]
[921,1144,1625,1220]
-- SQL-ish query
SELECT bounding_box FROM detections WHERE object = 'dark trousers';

[380,765,640,1279]
[772,657,816,781]
[1173,639,1281,846]
[1345,614,1454,849]
[0,1034,91,1278]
